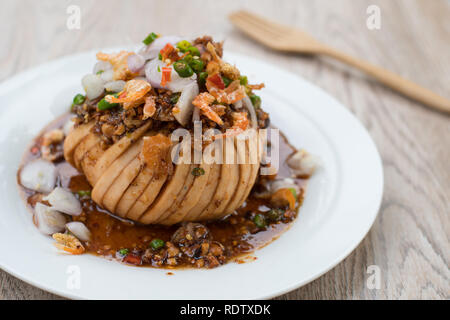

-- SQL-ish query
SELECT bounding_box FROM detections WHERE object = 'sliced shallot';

[43,187,82,216]
[81,74,104,100]
[93,60,113,74]
[104,80,126,93]
[139,35,182,60]
[145,58,197,91]
[65,221,91,241]
[100,69,114,82]
[242,95,258,130]
[174,82,199,126]
[127,54,146,73]
[144,58,165,89]
[20,159,57,193]
[167,68,197,92]
[34,203,67,235]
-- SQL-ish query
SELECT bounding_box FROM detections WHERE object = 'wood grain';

[0,0,449,300]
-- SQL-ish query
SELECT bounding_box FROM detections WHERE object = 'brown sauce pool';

[18,113,308,269]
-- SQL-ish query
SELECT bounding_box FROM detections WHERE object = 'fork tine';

[229,12,280,48]
[230,11,284,38]
[234,10,291,36]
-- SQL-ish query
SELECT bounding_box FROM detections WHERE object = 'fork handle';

[319,46,450,113]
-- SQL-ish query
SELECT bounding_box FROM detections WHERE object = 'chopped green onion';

[96,70,104,75]
[189,59,205,73]
[142,32,158,45]
[150,239,165,250]
[253,214,266,228]
[157,65,161,72]
[192,167,205,176]
[73,94,86,105]
[176,40,191,52]
[239,75,248,86]
[249,94,261,109]
[173,60,194,78]
[158,53,162,60]
[170,93,181,104]
[198,72,208,86]
[182,54,193,64]
[187,46,200,57]
[222,76,232,87]
[118,248,129,256]
[97,94,119,111]
[77,190,91,197]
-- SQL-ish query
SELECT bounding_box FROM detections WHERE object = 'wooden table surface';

[1,0,449,300]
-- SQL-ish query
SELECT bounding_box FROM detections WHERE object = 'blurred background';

[1,0,449,300]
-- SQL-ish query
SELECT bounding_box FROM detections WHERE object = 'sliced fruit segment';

[81,141,105,185]
[115,164,154,217]
[138,163,191,224]
[223,138,252,214]
[157,164,205,225]
[102,156,142,213]
[63,122,94,166]
[186,163,222,221]
[197,139,239,220]
[92,121,151,182]
[159,163,212,225]
[125,169,167,221]
[91,139,143,207]
[236,133,261,208]
[73,133,101,170]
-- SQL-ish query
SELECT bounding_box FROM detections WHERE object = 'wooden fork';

[229,10,450,114]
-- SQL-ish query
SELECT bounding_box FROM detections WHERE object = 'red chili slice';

[123,254,141,265]
[161,67,172,86]
[207,73,225,90]
[160,43,175,61]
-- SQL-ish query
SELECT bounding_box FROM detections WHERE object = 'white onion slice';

[20,159,57,193]
[174,82,199,126]
[167,69,197,93]
[81,74,104,100]
[144,59,165,89]
[127,54,145,73]
[57,162,79,189]
[242,95,258,129]
[93,60,112,74]
[139,35,182,60]
[104,80,126,93]
[145,58,197,92]
[66,222,91,241]
[100,69,114,82]
[35,203,66,235]
[43,187,82,216]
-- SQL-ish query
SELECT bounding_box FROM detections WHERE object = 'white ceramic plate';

[0,48,383,299]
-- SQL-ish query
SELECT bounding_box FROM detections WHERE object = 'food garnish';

[52,233,85,255]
